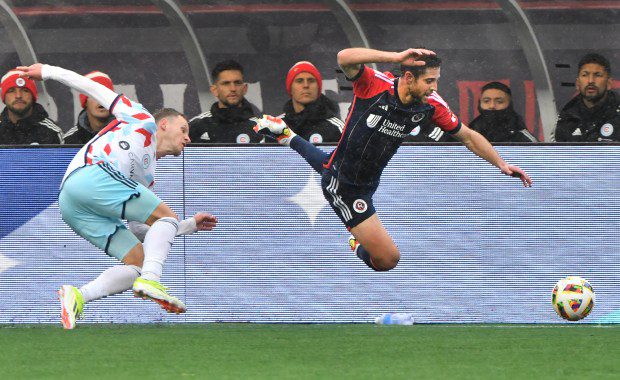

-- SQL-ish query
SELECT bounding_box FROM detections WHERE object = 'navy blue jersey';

[324,65,461,188]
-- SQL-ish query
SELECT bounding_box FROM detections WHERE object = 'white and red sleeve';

[351,65,394,99]
[428,92,461,133]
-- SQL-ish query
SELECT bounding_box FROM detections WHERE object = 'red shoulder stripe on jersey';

[121,95,131,107]
[428,92,460,132]
[136,128,153,147]
[132,113,151,121]
[103,144,111,156]
[97,120,121,136]
[354,67,393,99]
[324,96,358,169]
[428,92,449,108]
[374,71,394,84]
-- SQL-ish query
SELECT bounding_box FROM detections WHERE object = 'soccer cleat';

[253,115,296,145]
[349,235,360,255]
[58,285,84,330]
[132,277,186,314]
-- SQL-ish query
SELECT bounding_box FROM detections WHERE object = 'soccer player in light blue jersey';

[17,63,218,329]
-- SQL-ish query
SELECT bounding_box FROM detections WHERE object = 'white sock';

[79,265,141,303]
[141,217,179,282]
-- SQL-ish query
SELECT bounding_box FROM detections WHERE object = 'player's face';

[410,67,440,103]
[480,89,510,111]
[291,72,320,106]
[85,97,111,121]
[163,115,190,156]
[4,87,34,117]
[576,63,611,103]
[211,70,247,108]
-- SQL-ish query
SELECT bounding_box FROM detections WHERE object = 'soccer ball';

[552,276,595,321]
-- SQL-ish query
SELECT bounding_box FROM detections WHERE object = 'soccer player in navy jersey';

[255,47,532,272]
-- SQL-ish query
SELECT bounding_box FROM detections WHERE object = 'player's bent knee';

[122,243,144,267]
[372,249,400,271]
[146,203,179,225]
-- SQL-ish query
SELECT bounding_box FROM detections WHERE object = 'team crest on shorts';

[411,113,425,123]
[236,133,250,143]
[119,141,130,150]
[353,199,368,213]
[600,123,614,137]
[15,77,26,87]
[310,133,323,143]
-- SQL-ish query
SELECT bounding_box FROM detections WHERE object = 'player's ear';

[404,71,414,84]
[158,117,168,130]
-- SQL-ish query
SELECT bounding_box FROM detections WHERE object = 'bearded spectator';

[0,69,63,144]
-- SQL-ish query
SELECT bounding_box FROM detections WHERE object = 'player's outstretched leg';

[254,115,329,174]
[58,285,84,330]
[349,214,400,271]
[132,210,186,314]
[133,278,186,314]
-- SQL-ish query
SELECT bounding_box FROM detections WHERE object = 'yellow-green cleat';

[58,285,84,330]
[132,277,186,314]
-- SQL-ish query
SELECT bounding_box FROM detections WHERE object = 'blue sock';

[289,135,330,174]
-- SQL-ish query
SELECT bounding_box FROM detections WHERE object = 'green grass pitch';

[1,324,619,379]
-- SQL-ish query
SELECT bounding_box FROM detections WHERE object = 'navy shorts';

[321,171,376,229]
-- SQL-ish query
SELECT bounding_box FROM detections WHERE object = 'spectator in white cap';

[280,61,343,144]
[64,71,116,144]
[0,68,63,144]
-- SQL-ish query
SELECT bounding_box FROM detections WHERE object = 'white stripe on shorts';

[326,176,352,222]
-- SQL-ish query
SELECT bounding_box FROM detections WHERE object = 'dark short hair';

[212,60,245,81]
[401,54,442,78]
[578,53,611,75]
[481,81,512,97]
[153,108,186,124]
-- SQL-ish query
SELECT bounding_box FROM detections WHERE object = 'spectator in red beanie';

[64,71,116,144]
[280,61,342,144]
[0,69,63,144]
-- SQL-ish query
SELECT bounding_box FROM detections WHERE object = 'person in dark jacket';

[554,53,619,142]
[189,60,261,143]
[280,61,343,144]
[0,69,63,144]
[469,81,537,143]
[64,71,116,144]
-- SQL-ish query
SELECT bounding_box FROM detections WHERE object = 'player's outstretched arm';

[177,212,218,236]
[337,48,436,79]
[129,213,217,241]
[16,63,119,112]
[453,124,533,187]
[192,212,218,232]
